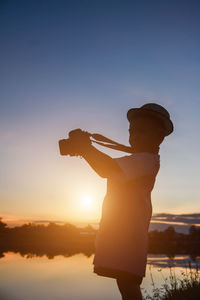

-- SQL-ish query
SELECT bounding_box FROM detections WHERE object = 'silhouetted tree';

[189,225,197,237]
[0,218,7,232]
[164,226,176,240]
[1,218,200,259]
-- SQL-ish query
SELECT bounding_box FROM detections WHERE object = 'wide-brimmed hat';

[127,103,174,136]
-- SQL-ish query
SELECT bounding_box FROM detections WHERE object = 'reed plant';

[144,261,200,300]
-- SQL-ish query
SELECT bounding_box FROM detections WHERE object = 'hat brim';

[127,108,174,136]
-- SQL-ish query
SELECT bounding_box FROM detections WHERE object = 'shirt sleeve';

[113,153,160,181]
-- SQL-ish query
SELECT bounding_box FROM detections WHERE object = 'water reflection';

[0,248,94,260]
[1,248,200,266]
[0,252,200,300]
[147,254,200,268]
[0,252,120,300]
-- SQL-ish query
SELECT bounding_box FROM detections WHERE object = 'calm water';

[0,252,199,300]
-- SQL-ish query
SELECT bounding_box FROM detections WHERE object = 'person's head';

[127,103,173,154]
[128,114,166,153]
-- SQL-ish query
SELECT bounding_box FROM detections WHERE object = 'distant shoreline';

[2,212,200,234]
[1,218,200,258]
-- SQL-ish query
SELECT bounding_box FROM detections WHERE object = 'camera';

[59,138,75,156]
[59,129,91,156]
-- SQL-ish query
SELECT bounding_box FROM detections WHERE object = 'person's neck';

[132,144,160,154]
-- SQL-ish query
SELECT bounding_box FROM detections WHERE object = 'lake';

[0,252,199,300]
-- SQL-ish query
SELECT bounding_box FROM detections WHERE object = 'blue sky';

[0,0,200,224]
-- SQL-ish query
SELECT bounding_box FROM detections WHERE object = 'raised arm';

[66,128,123,178]
[80,143,123,178]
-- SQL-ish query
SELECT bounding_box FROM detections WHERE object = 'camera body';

[59,138,74,155]
[59,129,91,156]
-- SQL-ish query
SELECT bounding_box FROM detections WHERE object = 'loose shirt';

[93,152,160,277]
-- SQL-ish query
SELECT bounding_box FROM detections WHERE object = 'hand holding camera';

[59,128,92,157]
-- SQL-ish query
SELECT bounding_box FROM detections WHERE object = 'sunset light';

[80,195,93,209]
[1,1,200,299]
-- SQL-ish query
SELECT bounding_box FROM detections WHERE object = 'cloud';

[151,213,200,225]
[150,213,200,234]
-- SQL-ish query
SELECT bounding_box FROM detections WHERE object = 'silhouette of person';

[67,103,174,300]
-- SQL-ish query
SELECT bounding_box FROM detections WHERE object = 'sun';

[80,195,93,209]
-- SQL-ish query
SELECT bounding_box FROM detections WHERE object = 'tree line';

[0,218,200,259]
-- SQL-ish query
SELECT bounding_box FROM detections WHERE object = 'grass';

[144,261,200,300]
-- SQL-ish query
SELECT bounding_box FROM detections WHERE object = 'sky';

[0,0,200,226]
